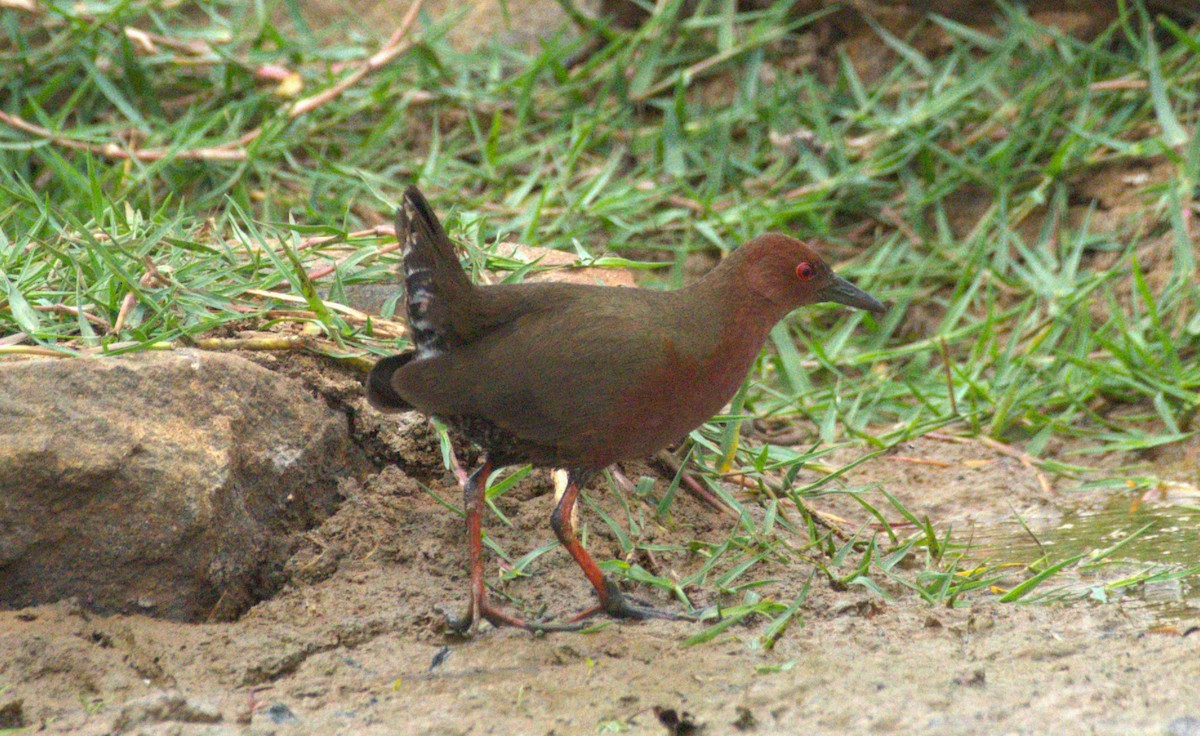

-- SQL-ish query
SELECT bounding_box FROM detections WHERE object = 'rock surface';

[0,350,363,621]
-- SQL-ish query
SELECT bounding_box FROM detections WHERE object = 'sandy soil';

[2,353,1198,736]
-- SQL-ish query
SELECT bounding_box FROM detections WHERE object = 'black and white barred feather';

[397,186,474,359]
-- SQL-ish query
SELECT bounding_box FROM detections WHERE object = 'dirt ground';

[4,2,1199,734]
[1,354,1198,735]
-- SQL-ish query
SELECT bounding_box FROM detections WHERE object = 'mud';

[1,354,1197,735]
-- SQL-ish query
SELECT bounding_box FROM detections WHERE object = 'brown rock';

[0,350,363,621]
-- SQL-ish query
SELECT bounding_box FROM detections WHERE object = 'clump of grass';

[2,0,1197,625]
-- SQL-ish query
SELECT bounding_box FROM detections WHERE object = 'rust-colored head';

[727,233,886,315]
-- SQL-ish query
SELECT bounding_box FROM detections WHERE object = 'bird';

[367,186,885,634]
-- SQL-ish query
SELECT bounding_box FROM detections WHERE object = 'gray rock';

[263,702,298,724]
[0,350,364,621]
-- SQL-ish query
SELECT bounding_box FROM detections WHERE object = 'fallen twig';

[112,256,169,334]
[888,456,954,468]
[34,304,110,329]
[977,436,1055,495]
[289,0,425,116]
[244,289,407,335]
[303,225,399,280]
[653,449,735,517]
[0,110,252,161]
[0,0,426,162]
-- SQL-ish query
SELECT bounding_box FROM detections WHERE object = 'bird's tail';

[366,351,414,412]
[397,186,475,357]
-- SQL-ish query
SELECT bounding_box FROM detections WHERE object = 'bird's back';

[370,187,772,468]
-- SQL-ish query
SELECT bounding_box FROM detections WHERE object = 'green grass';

[2,0,1198,626]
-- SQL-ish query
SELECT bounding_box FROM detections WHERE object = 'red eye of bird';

[795,262,815,281]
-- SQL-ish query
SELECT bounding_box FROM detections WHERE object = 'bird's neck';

[685,253,792,335]
[676,261,786,389]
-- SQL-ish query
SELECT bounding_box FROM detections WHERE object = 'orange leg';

[551,470,692,624]
[446,459,582,635]
[446,464,690,634]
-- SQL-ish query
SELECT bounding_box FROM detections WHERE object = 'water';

[970,493,1200,622]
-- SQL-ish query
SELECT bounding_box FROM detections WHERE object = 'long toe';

[611,598,696,622]
[600,585,696,622]
[446,599,589,636]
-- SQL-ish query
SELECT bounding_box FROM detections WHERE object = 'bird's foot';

[565,579,696,624]
[442,584,695,636]
[443,597,586,637]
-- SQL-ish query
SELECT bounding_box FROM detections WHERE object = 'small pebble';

[266,703,299,725]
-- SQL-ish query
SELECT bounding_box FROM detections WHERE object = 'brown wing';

[391,284,731,466]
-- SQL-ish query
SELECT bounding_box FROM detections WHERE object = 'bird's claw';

[600,583,697,622]
[443,599,587,637]
[441,588,693,636]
